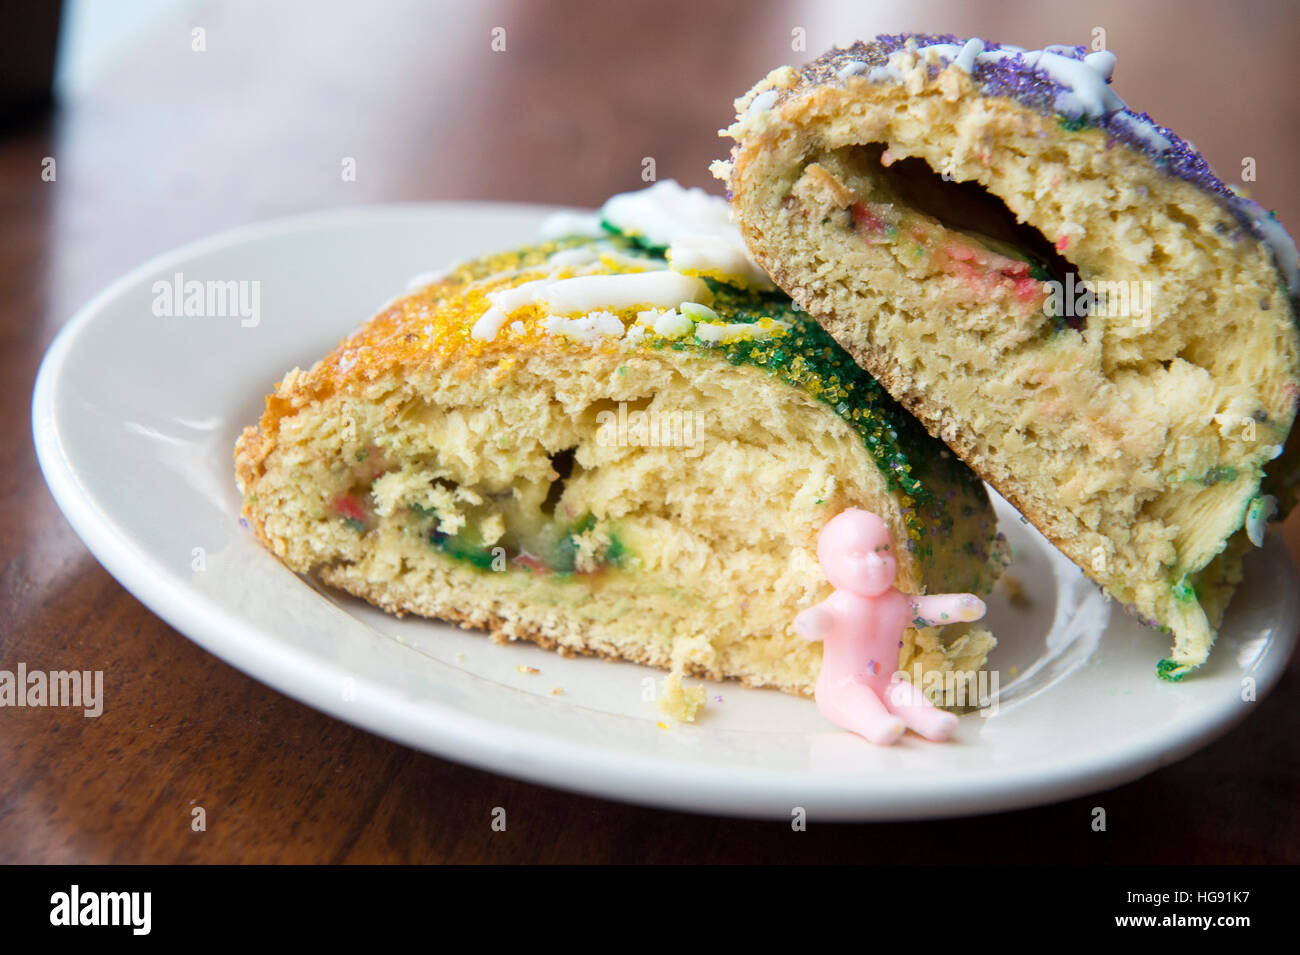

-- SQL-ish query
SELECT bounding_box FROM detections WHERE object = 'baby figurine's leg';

[816,679,906,745]
[882,680,959,741]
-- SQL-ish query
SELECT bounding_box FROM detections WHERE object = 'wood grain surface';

[4,0,1298,863]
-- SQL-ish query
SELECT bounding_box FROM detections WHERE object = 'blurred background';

[5,0,1298,333]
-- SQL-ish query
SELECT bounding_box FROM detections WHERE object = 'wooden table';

[4,0,1298,863]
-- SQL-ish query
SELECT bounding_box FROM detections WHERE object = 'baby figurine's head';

[818,508,898,597]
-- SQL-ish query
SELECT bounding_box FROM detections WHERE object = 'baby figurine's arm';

[911,592,986,627]
[795,602,834,642]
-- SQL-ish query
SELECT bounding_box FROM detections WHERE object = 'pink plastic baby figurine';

[795,508,986,745]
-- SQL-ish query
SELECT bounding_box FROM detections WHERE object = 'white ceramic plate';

[33,203,1299,820]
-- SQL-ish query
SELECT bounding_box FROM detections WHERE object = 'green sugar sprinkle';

[1156,657,1190,682]
[1171,576,1197,603]
[659,276,981,555]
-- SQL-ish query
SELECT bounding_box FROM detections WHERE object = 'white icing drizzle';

[952,37,984,73]
[900,41,1181,159]
[680,302,718,322]
[543,271,709,314]
[469,267,710,341]
[836,60,868,79]
[1110,111,1172,153]
[637,308,694,338]
[547,244,658,274]
[600,180,736,248]
[470,306,511,341]
[1029,50,1127,119]
[744,89,779,120]
[1245,494,1278,547]
[598,179,775,289]
[916,43,963,65]
[506,182,791,345]
[538,210,605,240]
[470,278,553,340]
[692,318,791,343]
[490,278,550,312]
[1231,196,1300,294]
[597,248,660,271]
[542,311,625,342]
[1083,50,1116,80]
[667,234,775,290]
[907,40,1127,119]
[546,247,600,267]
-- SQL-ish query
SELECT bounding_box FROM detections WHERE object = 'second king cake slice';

[717,34,1300,677]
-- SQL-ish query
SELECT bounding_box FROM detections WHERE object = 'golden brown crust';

[317,563,818,698]
[234,246,580,489]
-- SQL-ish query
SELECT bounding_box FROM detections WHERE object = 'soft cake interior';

[238,346,1000,695]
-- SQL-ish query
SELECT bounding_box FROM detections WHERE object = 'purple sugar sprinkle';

[801,33,1289,260]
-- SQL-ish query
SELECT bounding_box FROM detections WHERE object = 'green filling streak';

[605,533,627,567]
[426,510,626,576]
[1198,465,1239,486]
[431,528,498,570]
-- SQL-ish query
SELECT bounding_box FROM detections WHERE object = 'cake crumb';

[657,671,707,722]
[480,512,506,546]
[517,665,539,675]
[550,686,563,696]
[998,572,1032,609]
